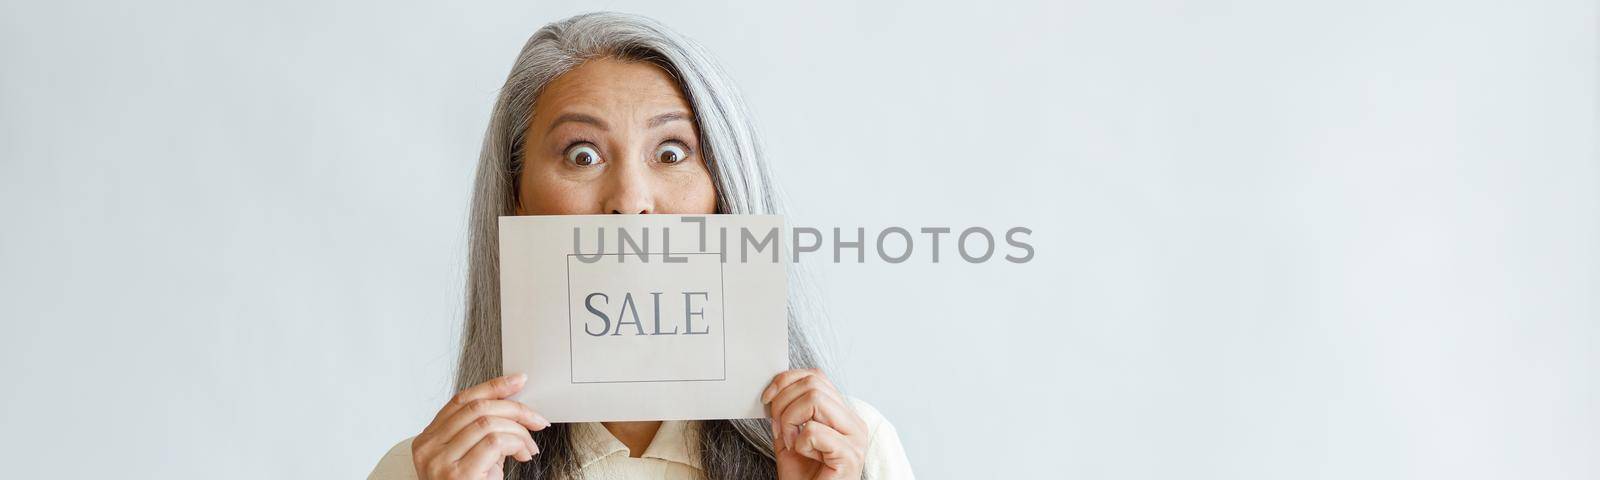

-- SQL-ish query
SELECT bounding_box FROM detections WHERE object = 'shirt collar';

[569,421,703,471]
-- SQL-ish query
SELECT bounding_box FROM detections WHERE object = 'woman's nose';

[601,161,655,214]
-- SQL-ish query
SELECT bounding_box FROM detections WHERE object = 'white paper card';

[498,214,789,422]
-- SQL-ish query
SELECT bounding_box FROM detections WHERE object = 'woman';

[367,12,913,480]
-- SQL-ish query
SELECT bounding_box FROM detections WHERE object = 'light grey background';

[0,0,1594,478]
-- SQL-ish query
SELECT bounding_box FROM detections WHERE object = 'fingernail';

[512,373,527,384]
[533,413,551,427]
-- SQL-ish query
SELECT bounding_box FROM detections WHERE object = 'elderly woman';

[367,12,912,480]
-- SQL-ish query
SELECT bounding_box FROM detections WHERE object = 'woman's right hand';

[411,373,551,480]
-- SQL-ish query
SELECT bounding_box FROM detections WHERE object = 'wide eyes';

[564,141,691,167]
[655,141,689,165]
[565,143,602,167]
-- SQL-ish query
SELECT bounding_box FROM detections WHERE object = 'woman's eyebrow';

[548,112,608,132]
[647,111,690,128]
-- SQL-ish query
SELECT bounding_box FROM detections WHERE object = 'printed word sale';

[581,291,712,336]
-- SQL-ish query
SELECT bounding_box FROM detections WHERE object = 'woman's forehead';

[532,58,692,126]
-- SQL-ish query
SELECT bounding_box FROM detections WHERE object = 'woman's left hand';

[762,369,869,480]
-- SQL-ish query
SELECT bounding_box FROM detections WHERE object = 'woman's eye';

[564,143,602,167]
[655,141,689,165]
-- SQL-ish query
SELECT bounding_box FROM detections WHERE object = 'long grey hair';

[454,11,827,479]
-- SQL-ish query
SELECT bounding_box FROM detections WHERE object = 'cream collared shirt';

[368,398,914,479]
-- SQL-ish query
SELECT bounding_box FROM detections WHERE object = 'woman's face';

[516,57,718,215]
